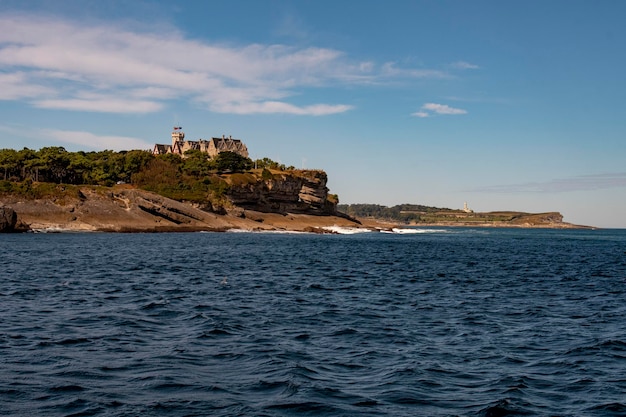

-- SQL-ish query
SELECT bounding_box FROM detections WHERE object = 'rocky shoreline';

[1,185,592,234]
[0,186,363,233]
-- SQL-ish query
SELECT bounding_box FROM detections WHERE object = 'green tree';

[156,153,183,166]
[254,157,288,171]
[182,149,213,177]
[214,151,253,172]
[123,150,154,182]
[66,151,92,184]
[0,149,19,180]
[132,158,181,192]
[16,148,38,181]
[38,146,70,183]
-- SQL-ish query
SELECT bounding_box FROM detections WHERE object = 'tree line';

[0,147,292,186]
[0,147,153,185]
[337,203,455,223]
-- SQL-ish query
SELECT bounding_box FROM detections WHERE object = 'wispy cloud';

[0,72,55,99]
[0,13,449,116]
[214,101,353,116]
[473,173,626,193]
[422,103,468,115]
[412,102,467,117]
[381,62,450,79]
[41,129,154,151]
[273,11,310,41]
[35,96,164,113]
[451,61,480,70]
[0,124,153,151]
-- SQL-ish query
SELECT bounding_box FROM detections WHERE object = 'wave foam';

[226,229,311,234]
[322,226,373,235]
[382,228,449,234]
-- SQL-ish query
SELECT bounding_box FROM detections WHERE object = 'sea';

[1,227,625,417]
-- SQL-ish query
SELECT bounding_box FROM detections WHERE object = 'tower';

[171,126,185,147]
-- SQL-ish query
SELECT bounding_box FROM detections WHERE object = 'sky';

[1,0,625,228]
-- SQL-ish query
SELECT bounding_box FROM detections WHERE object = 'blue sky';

[1,0,625,228]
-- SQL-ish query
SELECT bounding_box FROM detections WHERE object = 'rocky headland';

[0,170,361,233]
[0,170,590,233]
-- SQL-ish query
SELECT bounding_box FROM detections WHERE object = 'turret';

[171,126,185,147]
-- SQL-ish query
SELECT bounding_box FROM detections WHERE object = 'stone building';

[153,127,249,159]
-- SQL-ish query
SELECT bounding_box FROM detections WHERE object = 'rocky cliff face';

[0,207,17,232]
[0,170,347,232]
[0,185,358,233]
[225,170,336,215]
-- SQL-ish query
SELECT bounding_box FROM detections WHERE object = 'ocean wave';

[322,226,373,234]
[30,226,96,233]
[381,227,450,234]
[225,228,311,234]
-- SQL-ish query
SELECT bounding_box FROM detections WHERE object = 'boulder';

[0,207,17,232]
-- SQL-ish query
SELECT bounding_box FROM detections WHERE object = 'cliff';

[418,210,590,228]
[224,170,336,214]
[338,203,591,229]
[1,170,591,232]
[0,170,355,233]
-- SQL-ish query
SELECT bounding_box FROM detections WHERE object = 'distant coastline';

[340,204,593,230]
[1,184,592,233]
[0,146,592,233]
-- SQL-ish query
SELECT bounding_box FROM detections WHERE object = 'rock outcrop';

[0,183,359,233]
[0,207,17,232]
[225,170,336,215]
[0,169,589,232]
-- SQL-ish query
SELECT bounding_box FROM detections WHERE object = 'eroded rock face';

[0,170,341,232]
[298,171,332,211]
[226,170,334,214]
[0,207,17,232]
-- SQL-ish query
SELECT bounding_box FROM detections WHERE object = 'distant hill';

[337,204,590,228]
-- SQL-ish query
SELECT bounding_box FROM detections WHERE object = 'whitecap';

[226,228,312,234]
[387,228,449,234]
[322,226,373,235]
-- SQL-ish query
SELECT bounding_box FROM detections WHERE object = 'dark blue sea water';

[1,228,626,416]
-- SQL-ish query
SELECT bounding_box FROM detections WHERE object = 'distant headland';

[338,203,590,229]
[0,128,592,232]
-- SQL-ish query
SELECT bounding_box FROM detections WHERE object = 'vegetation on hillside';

[0,147,296,204]
[338,203,456,223]
[338,203,561,225]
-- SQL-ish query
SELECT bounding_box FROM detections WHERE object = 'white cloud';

[451,61,479,70]
[212,101,353,116]
[0,72,56,99]
[40,129,153,151]
[0,13,453,116]
[35,98,164,113]
[422,103,467,115]
[412,102,467,117]
[381,62,450,79]
[0,124,153,151]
